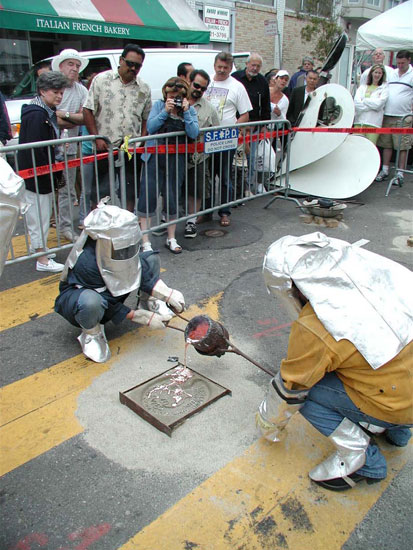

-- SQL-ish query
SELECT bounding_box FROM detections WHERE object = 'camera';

[173,96,183,109]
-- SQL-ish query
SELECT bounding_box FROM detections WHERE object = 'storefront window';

[0,32,31,97]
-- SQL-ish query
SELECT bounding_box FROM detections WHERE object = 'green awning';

[0,0,210,43]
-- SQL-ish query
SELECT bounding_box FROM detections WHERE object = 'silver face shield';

[263,232,413,369]
[0,158,29,278]
[61,202,143,296]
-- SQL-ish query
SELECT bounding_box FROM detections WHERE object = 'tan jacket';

[281,303,413,424]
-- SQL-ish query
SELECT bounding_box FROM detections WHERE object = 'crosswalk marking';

[0,296,221,477]
[0,274,60,330]
[119,414,411,550]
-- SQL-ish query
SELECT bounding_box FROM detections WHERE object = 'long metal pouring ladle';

[165,313,274,377]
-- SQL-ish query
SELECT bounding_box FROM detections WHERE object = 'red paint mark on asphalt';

[9,533,48,550]
[253,319,292,339]
[67,524,112,550]
[10,524,111,550]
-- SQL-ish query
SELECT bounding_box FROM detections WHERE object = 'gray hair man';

[360,48,393,85]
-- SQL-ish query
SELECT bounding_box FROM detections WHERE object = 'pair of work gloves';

[131,279,185,329]
[256,372,308,442]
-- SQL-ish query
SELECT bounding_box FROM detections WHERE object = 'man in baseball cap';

[287,55,315,96]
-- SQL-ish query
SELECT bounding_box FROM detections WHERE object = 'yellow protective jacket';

[281,303,413,425]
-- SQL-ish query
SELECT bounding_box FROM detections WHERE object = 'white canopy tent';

[356,0,413,51]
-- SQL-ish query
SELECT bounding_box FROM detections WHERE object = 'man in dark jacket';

[232,53,271,194]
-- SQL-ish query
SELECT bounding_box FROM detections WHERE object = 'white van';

[5,48,249,144]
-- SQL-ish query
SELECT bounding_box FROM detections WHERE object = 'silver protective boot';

[77,324,111,363]
[309,418,370,487]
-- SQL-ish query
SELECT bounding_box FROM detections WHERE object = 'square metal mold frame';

[119,364,231,436]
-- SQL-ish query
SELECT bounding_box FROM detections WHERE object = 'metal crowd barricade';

[1,134,116,267]
[119,119,294,235]
[385,112,413,197]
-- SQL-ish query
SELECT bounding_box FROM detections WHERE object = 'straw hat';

[51,49,89,72]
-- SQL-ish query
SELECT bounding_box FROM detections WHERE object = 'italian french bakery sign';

[35,17,131,36]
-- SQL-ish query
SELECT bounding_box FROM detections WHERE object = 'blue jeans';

[300,373,412,479]
[247,133,258,193]
[74,289,107,329]
[138,153,184,217]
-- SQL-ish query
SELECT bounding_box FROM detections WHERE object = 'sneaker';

[184,222,197,238]
[36,258,64,272]
[142,242,153,252]
[152,217,167,236]
[393,174,404,186]
[375,170,389,182]
[257,184,265,194]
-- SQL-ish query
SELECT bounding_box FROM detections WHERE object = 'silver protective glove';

[131,309,167,330]
[151,279,185,313]
[256,372,308,442]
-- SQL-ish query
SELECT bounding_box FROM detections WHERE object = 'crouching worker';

[257,232,413,491]
[55,200,185,362]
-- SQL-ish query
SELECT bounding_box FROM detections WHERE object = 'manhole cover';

[203,229,226,238]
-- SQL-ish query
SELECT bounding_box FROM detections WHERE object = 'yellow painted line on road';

[0,274,61,331]
[0,295,221,477]
[0,264,166,332]
[119,415,411,550]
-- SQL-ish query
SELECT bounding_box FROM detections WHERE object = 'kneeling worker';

[257,232,412,490]
[55,200,184,362]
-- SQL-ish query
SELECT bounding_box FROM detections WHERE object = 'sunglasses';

[192,82,208,92]
[122,58,142,70]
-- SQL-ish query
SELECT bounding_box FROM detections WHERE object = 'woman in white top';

[269,70,290,120]
[353,64,388,144]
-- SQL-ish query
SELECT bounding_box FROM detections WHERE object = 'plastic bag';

[256,139,276,173]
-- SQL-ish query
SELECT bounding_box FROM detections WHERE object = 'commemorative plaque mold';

[119,364,231,436]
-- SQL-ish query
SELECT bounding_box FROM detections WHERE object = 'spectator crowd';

[1,44,411,273]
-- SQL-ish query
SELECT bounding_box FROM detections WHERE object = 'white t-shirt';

[204,75,252,126]
[360,65,394,86]
[57,81,88,154]
[384,65,413,116]
[271,94,289,120]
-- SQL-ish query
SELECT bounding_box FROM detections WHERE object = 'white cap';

[275,70,289,78]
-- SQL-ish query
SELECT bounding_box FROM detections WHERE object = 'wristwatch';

[65,111,70,119]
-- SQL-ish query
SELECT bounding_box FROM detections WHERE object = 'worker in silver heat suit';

[55,200,185,362]
[0,157,28,278]
[256,232,413,491]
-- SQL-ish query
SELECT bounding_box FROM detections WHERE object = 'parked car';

[4,48,249,147]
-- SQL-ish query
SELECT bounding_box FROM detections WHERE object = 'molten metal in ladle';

[183,314,274,377]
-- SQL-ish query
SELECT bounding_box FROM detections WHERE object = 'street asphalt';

[1,168,412,549]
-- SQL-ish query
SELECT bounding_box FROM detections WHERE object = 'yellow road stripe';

[119,415,411,550]
[0,274,61,331]
[0,296,221,477]
[0,262,166,332]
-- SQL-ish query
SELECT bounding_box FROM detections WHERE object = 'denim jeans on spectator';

[74,289,107,329]
[300,372,412,479]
